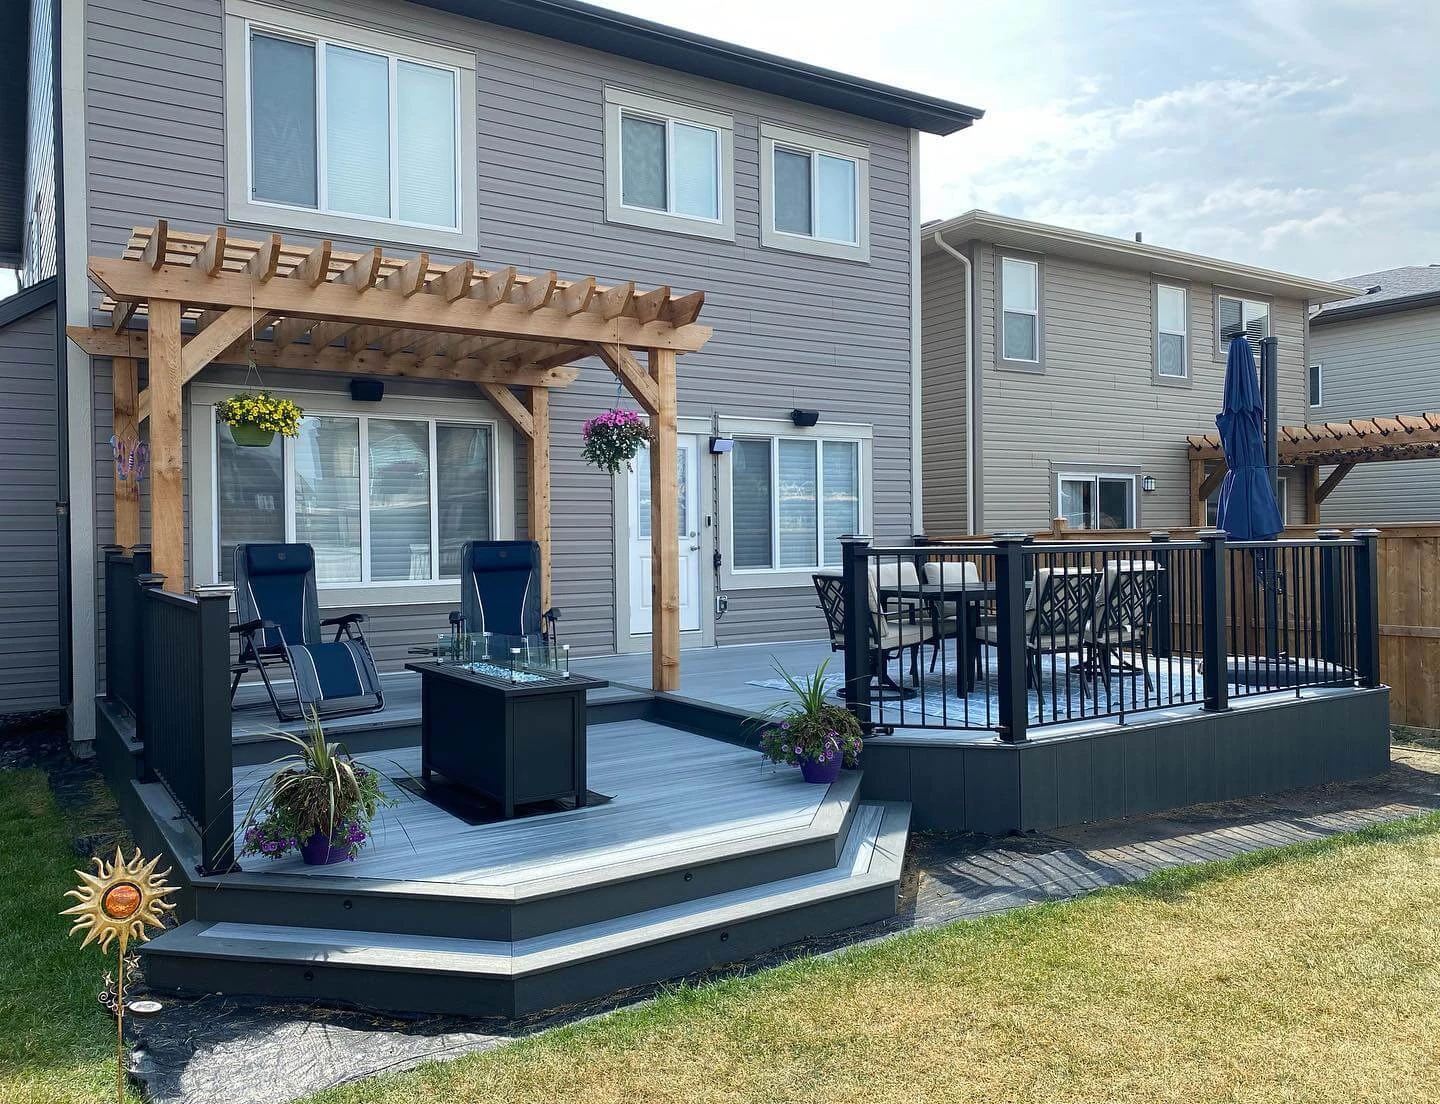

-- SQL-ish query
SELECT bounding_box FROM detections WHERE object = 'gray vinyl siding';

[0,302,62,714]
[83,0,914,659]
[920,248,969,536]
[20,0,57,285]
[969,246,1309,532]
[1311,304,1440,524]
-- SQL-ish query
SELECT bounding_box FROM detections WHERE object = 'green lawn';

[4,762,1440,1104]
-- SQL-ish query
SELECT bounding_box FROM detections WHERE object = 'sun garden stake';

[61,848,177,1103]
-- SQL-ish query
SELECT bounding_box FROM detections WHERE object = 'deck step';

[142,802,909,1018]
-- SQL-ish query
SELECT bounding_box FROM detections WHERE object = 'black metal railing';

[837,529,1381,741]
[102,551,237,874]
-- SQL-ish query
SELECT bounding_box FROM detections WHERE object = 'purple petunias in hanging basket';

[582,408,650,474]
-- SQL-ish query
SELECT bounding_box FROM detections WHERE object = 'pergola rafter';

[68,223,713,691]
[1186,411,1440,525]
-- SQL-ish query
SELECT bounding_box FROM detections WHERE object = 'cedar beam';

[1315,461,1356,505]
[649,347,680,692]
[595,343,661,415]
[1197,463,1227,504]
[112,356,141,547]
[181,307,271,381]
[147,299,185,593]
[477,382,534,438]
[528,386,552,612]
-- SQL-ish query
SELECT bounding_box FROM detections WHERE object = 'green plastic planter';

[228,423,276,448]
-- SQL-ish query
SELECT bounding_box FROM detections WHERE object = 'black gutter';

[49,0,72,719]
[413,0,984,135]
[1312,290,1440,327]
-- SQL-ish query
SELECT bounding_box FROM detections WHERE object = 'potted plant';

[755,659,863,784]
[216,390,304,448]
[237,712,394,865]
[581,408,650,474]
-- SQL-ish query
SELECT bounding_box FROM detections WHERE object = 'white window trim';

[997,252,1043,370]
[1214,289,1273,358]
[718,417,872,591]
[223,0,479,252]
[190,383,515,607]
[758,122,870,263]
[1153,280,1190,384]
[603,87,735,242]
[1054,471,1138,531]
[1309,363,1323,408]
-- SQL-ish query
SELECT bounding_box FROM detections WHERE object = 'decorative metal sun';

[62,847,177,956]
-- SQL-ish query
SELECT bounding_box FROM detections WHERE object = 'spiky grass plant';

[754,658,862,769]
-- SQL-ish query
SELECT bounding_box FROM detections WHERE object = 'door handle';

[688,543,701,552]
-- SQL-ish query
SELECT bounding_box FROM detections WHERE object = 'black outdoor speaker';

[791,408,820,427]
[350,379,385,402]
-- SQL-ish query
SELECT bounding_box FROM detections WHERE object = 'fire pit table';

[405,633,607,818]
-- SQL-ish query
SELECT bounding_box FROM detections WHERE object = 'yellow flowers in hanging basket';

[216,390,304,447]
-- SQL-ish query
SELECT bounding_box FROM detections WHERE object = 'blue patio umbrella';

[1215,335,1284,540]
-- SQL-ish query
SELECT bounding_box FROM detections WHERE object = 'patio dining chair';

[230,543,384,722]
[813,573,934,690]
[1084,561,1162,691]
[455,540,561,643]
[921,559,985,678]
[977,566,1101,698]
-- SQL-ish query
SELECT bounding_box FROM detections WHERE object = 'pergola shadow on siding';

[1188,411,1440,525]
[68,221,713,690]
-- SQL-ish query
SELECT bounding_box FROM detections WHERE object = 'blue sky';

[595,0,1440,281]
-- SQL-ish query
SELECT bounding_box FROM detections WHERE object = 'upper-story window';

[1309,363,1323,407]
[604,88,735,241]
[223,1,478,251]
[1155,282,1189,381]
[1217,292,1270,355]
[998,254,1043,369]
[759,123,870,262]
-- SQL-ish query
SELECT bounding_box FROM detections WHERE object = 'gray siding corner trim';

[995,249,1045,373]
[1150,277,1193,389]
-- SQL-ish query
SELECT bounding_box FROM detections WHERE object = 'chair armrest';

[230,618,275,636]
[321,612,367,627]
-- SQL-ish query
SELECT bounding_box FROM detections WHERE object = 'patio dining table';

[877,579,1006,694]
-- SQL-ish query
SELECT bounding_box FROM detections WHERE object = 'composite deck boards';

[230,719,829,888]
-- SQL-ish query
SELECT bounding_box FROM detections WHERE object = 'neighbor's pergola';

[1188,412,1440,526]
[68,221,713,691]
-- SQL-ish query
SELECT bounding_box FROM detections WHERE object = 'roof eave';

[1312,290,1440,326]
[411,0,984,135]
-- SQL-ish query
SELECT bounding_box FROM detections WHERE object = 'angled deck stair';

[141,801,909,1018]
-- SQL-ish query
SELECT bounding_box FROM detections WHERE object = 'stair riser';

[143,882,899,1020]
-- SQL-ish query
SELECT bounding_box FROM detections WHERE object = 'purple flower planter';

[799,754,842,784]
[299,832,353,866]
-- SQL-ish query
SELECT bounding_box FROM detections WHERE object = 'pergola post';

[527,385,552,610]
[1188,457,1205,527]
[1303,464,1320,525]
[147,299,185,593]
[648,347,680,692]
[112,355,141,548]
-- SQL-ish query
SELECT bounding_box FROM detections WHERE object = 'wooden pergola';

[68,221,714,691]
[1188,411,1440,526]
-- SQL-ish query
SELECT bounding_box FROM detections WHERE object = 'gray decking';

[230,717,834,890]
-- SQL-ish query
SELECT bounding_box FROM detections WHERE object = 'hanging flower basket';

[217,390,304,448]
[582,408,650,474]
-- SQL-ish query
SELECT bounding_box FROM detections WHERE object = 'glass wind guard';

[436,632,571,682]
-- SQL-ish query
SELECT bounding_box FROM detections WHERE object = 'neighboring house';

[918,210,1355,535]
[2,0,982,748]
[1308,266,1440,523]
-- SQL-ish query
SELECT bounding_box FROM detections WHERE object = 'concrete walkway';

[130,745,1440,1104]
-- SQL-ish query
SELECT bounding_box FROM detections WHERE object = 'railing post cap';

[839,534,871,545]
[993,530,1031,543]
[136,572,166,588]
[1197,528,1227,540]
[101,543,125,555]
[1350,528,1382,538]
[1316,528,1343,540]
[191,583,236,600]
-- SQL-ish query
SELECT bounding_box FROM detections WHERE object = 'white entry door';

[628,437,701,636]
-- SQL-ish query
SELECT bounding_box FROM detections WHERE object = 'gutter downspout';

[50,0,73,715]
[931,230,977,534]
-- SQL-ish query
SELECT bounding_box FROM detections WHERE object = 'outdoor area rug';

[394,774,614,826]
[748,651,1203,726]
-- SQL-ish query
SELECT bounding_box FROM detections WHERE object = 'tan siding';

[920,249,969,534]
[1311,305,1440,524]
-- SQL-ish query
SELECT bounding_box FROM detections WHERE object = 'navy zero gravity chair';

[230,543,384,721]
[455,540,560,641]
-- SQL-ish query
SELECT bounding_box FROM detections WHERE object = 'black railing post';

[993,532,1030,743]
[101,545,126,705]
[1149,531,1172,658]
[193,583,239,875]
[134,572,165,758]
[1352,529,1381,689]
[840,536,873,728]
[1316,528,1343,668]
[1200,529,1229,712]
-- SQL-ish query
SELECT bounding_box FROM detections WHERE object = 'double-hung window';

[1057,474,1135,530]
[224,1,477,251]
[214,408,495,588]
[731,436,862,572]
[1155,283,1189,380]
[760,123,869,262]
[1217,292,1271,355]
[604,88,734,240]
[999,255,1042,367]
[1309,363,1323,407]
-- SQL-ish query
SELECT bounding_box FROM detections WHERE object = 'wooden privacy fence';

[924,521,1440,730]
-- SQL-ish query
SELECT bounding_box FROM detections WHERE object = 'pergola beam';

[648,348,680,692]
[477,382,534,438]
[595,343,660,415]
[1316,461,1357,505]
[181,307,271,381]
[148,299,184,593]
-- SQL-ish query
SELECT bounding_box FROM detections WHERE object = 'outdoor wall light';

[709,436,734,454]
[791,409,821,427]
[1142,475,1157,493]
